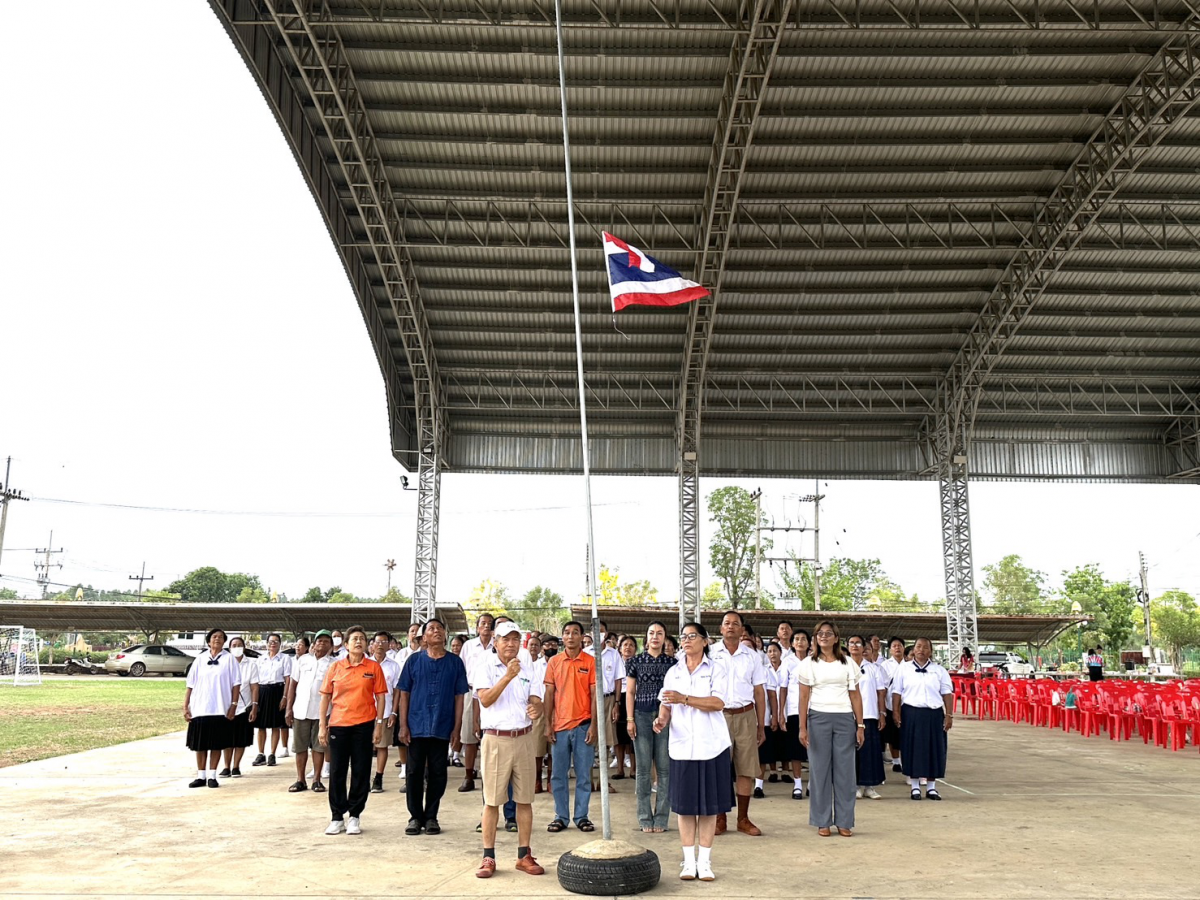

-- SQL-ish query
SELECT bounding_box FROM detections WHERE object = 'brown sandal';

[817,827,832,837]
[838,828,854,837]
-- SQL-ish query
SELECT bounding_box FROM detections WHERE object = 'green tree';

[300,586,326,603]
[1151,590,1200,671]
[1061,564,1138,652]
[0,588,18,600]
[378,587,410,604]
[327,591,360,604]
[518,585,566,633]
[235,585,270,603]
[701,581,727,609]
[589,565,660,607]
[468,579,512,619]
[779,556,882,611]
[167,567,260,604]
[323,586,343,603]
[982,554,1047,614]
[707,486,771,609]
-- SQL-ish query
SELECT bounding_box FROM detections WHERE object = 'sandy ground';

[2,715,1197,899]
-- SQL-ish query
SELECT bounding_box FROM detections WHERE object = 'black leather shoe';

[753,787,765,799]
[218,768,231,778]
[207,778,220,788]
[188,778,206,788]
[405,818,423,835]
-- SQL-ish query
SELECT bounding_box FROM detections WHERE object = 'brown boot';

[458,769,476,792]
[736,794,761,836]
[715,813,727,835]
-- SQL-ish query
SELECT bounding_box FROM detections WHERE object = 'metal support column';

[938,445,978,665]
[411,422,441,624]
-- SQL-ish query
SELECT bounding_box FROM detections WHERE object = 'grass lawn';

[0,679,186,767]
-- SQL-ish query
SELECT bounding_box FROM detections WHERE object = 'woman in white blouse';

[252,632,292,767]
[653,621,731,883]
[220,636,259,778]
[797,620,864,837]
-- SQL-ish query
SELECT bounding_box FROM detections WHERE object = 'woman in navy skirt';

[184,628,241,788]
[847,635,885,799]
[889,637,954,800]
[654,621,732,883]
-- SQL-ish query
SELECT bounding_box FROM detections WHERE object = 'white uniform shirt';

[257,651,292,685]
[782,654,803,717]
[585,644,627,695]
[796,656,861,714]
[291,652,335,721]
[763,665,781,727]
[234,657,259,715]
[856,659,882,720]
[460,636,494,687]
[879,656,903,710]
[710,641,766,709]
[890,659,953,709]
[186,649,241,717]
[376,656,402,718]
[472,655,545,731]
[660,654,733,761]
[330,646,347,661]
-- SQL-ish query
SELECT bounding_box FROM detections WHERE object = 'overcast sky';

[2,2,1197,614]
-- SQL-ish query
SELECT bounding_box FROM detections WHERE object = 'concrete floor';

[2,716,1196,899]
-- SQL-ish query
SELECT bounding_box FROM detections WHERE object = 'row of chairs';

[951,675,1200,752]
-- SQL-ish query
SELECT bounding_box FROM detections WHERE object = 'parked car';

[104,645,194,677]
[978,651,1035,676]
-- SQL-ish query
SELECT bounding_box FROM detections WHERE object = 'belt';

[604,692,616,698]
[483,725,532,738]
[724,703,756,716]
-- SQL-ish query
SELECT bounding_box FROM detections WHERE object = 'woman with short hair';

[612,635,638,780]
[847,634,885,800]
[184,628,241,788]
[252,633,292,767]
[220,636,259,778]
[655,622,731,882]
[890,637,954,801]
[797,620,864,837]
[783,628,811,798]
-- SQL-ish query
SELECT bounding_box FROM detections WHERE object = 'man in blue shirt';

[399,618,469,835]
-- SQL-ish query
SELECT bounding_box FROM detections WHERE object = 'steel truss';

[931,21,1200,663]
[679,0,794,611]
[262,0,445,622]
[1165,407,1200,477]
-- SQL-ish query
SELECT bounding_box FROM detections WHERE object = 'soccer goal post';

[0,626,42,686]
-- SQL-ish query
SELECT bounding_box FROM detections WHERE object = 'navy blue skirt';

[855,721,885,786]
[669,748,734,817]
[899,705,947,779]
[186,715,234,752]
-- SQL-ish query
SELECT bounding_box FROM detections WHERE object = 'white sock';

[926,780,938,792]
[909,777,919,789]
[196,769,204,780]
[400,764,407,779]
[697,846,711,866]
[682,846,696,866]
[754,778,763,789]
[206,769,215,780]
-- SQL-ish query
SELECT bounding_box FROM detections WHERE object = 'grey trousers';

[807,710,857,829]
[633,710,670,829]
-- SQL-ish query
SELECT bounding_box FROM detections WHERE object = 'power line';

[129,561,154,600]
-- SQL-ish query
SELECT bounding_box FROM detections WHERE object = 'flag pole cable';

[554,0,611,842]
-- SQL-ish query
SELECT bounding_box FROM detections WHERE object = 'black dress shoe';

[231,767,242,778]
[251,754,267,766]
[218,768,231,778]
[753,787,765,799]
[926,790,942,801]
[405,818,423,835]
[892,762,902,773]
[189,778,206,788]
[425,819,441,835]
[207,778,220,788]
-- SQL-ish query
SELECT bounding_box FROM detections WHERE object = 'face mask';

[544,647,558,658]
[231,647,244,659]
[333,637,343,647]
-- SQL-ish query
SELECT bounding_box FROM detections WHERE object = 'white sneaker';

[325,819,346,835]
[697,861,715,882]
[279,747,289,758]
[346,816,362,835]
[680,861,697,881]
[322,762,331,778]
[609,756,618,768]
[855,787,864,799]
[865,787,883,800]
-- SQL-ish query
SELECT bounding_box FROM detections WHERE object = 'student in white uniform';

[458,613,496,793]
[782,629,810,798]
[183,628,241,788]
[252,633,293,767]
[370,631,402,794]
[221,636,259,778]
[583,619,626,778]
[330,630,347,660]
[879,636,907,771]
[655,621,732,882]
[756,641,786,795]
[847,634,885,799]
[709,610,767,837]
[890,636,954,800]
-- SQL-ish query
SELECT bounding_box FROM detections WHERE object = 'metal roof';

[208,0,1200,482]
[0,601,469,638]
[568,605,1086,645]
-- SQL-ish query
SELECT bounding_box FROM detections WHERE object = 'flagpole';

[554,0,610,842]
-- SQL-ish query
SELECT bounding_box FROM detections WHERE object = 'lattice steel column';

[412,421,441,623]
[935,410,978,665]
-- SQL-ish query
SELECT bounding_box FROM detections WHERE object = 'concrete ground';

[2,716,1196,899]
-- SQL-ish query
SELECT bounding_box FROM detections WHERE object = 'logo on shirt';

[362,672,375,679]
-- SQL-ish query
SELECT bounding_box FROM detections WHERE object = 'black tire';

[118,671,128,677]
[66,664,81,676]
[556,848,660,896]
[129,662,147,677]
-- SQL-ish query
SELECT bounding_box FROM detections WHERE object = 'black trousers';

[407,736,450,823]
[328,720,375,820]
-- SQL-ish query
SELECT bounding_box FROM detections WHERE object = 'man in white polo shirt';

[472,621,545,879]
[457,613,496,793]
[709,610,767,836]
[583,619,626,785]
[285,629,335,793]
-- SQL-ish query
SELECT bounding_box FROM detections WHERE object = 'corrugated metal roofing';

[210,0,1200,481]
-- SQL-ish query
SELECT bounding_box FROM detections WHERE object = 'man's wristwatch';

[376,718,384,724]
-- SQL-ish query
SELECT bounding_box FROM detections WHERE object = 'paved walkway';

[3,717,1197,898]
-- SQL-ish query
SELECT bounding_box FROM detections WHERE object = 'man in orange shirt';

[542,621,597,833]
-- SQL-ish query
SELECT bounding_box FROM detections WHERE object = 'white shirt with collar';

[374,655,402,717]
[890,659,953,709]
[879,656,904,709]
[257,651,293,685]
[763,664,781,726]
[234,656,259,715]
[659,654,733,760]
[584,643,626,694]
[290,651,335,721]
[185,649,241,718]
[472,654,545,731]
[460,636,494,687]
[782,654,803,717]
[709,640,766,709]
[855,658,882,719]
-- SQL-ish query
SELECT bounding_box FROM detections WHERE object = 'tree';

[1061,563,1138,652]
[327,591,360,604]
[589,565,660,607]
[518,585,566,633]
[234,585,270,603]
[0,588,18,600]
[982,554,1048,614]
[166,567,261,604]
[323,586,343,603]
[701,581,727,609]
[1151,590,1200,671]
[468,579,512,619]
[778,556,882,611]
[378,587,410,604]
[707,486,771,608]
[300,587,326,604]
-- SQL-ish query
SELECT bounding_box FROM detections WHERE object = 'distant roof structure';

[0,601,469,638]
[207,0,1200,482]
[569,605,1085,645]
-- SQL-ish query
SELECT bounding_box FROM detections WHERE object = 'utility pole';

[751,488,763,609]
[0,457,30,570]
[1138,551,1153,664]
[129,561,154,600]
[812,480,823,611]
[385,558,396,594]
[34,530,64,598]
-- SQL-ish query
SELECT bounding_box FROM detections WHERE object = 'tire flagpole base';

[557,839,660,895]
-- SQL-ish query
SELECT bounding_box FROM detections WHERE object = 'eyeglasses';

[680,633,703,642]
[815,631,836,638]
[847,641,864,646]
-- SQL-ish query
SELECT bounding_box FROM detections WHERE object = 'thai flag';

[603,232,710,312]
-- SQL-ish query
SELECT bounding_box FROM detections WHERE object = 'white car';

[978,651,1034,676]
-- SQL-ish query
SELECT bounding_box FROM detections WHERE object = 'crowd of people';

[183,612,954,881]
